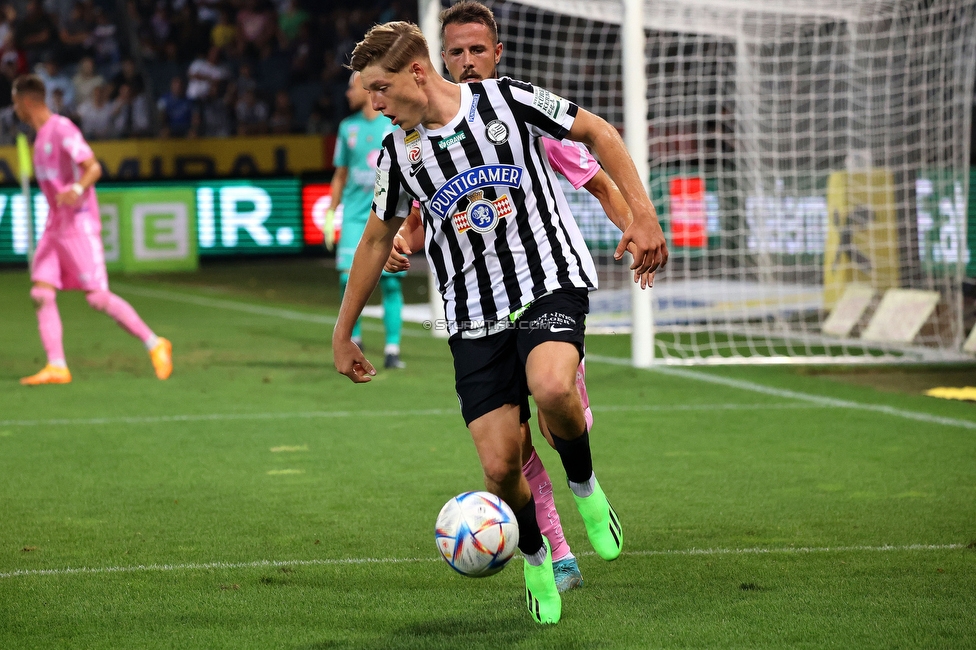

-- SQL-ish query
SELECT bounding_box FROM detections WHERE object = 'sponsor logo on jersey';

[347,125,359,149]
[429,164,523,220]
[452,190,513,235]
[468,94,480,122]
[373,168,390,203]
[438,131,467,150]
[532,87,570,121]
[485,120,509,145]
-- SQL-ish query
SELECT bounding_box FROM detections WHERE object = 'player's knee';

[380,276,401,297]
[30,286,56,310]
[482,457,522,490]
[530,374,576,411]
[86,290,112,312]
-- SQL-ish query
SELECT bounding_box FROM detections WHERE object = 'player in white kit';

[14,74,172,385]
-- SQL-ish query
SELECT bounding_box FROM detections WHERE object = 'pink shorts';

[31,221,109,292]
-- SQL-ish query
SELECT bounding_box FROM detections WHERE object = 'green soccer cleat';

[572,477,623,560]
[523,538,561,625]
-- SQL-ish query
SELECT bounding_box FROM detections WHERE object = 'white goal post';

[420,0,976,365]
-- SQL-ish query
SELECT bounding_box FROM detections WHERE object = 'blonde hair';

[350,21,430,73]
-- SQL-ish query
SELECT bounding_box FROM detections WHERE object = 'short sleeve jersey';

[333,111,395,228]
[33,114,99,232]
[372,78,598,335]
[543,138,600,190]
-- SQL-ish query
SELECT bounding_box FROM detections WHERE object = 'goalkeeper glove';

[324,208,336,251]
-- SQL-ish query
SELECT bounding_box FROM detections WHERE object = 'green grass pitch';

[1,260,975,649]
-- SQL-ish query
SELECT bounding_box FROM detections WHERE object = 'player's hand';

[384,232,412,273]
[333,337,376,383]
[56,187,81,207]
[323,208,336,252]
[615,214,668,277]
[622,241,656,289]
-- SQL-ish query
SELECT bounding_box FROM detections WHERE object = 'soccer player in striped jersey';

[382,0,651,596]
[13,74,172,385]
[333,22,667,625]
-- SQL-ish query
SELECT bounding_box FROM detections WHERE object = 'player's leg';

[379,273,404,368]
[519,396,582,592]
[21,234,71,385]
[452,332,560,624]
[533,357,593,444]
[338,271,363,348]
[20,281,72,385]
[60,224,171,379]
[520,291,622,561]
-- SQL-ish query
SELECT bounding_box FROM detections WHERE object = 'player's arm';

[323,165,348,251]
[567,109,668,276]
[582,171,655,288]
[333,212,404,383]
[385,204,423,273]
[56,156,101,207]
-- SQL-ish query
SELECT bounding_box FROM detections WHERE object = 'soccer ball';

[434,491,520,577]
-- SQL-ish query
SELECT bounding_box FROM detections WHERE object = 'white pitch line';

[587,354,976,431]
[1,543,964,580]
[0,402,819,428]
[111,283,426,338]
[107,284,976,432]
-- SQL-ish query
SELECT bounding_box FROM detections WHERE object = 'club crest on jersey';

[429,164,523,220]
[453,191,512,235]
[404,130,423,167]
[485,120,509,145]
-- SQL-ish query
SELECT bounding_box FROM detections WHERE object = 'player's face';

[346,73,368,112]
[360,64,426,130]
[442,22,502,83]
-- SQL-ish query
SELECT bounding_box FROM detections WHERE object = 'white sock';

[524,544,548,566]
[49,359,67,368]
[143,334,159,351]
[384,344,400,355]
[568,472,596,498]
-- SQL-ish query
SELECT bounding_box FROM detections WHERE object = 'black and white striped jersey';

[371,78,598,336]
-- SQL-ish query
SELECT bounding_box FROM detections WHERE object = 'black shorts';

[449,289,588,426]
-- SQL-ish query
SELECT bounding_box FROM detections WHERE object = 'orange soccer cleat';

[20,364,72,386]
[149,338,173,380]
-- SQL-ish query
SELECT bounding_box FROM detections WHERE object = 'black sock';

[514,496,545,556]
[552,430,593,484]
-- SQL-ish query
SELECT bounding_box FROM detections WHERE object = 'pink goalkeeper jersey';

[33,115,99,232]
[543,138,600,190]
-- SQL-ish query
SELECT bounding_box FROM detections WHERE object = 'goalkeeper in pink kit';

[14,74,172,385]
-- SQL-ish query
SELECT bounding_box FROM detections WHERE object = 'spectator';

[237,0,276,52]
[286,21,319,84]
[0,50,14,109]
[157,76,193,137]
[278,0,308,45]
[111,83,152,138]
[268,89,293,134]
[59,3,94,62]
[0,103,19,145]
[109,57,144,99]
[211,7,237,51]
[35,56,74,109]
[0,4,17,55]
[91,8,120,67]
[77,83,115,140]
[235,87,268,135]
[72,56,103,108]
[186,45,227,101]
[15,0,58,66]
[149,41,183,99]
[192,81,233,137]
[235,62,258,95]
[49,86,77,123]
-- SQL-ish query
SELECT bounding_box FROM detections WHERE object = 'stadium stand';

[0,0,417,143]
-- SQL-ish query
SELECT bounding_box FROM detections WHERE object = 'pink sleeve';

[59,119,95,164]
[543,138,600,190]
[412,200,420,208]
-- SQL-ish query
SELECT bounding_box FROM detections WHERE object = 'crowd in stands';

[0,0,415,143]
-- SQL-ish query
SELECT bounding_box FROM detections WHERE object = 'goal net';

[465,0,976,364]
